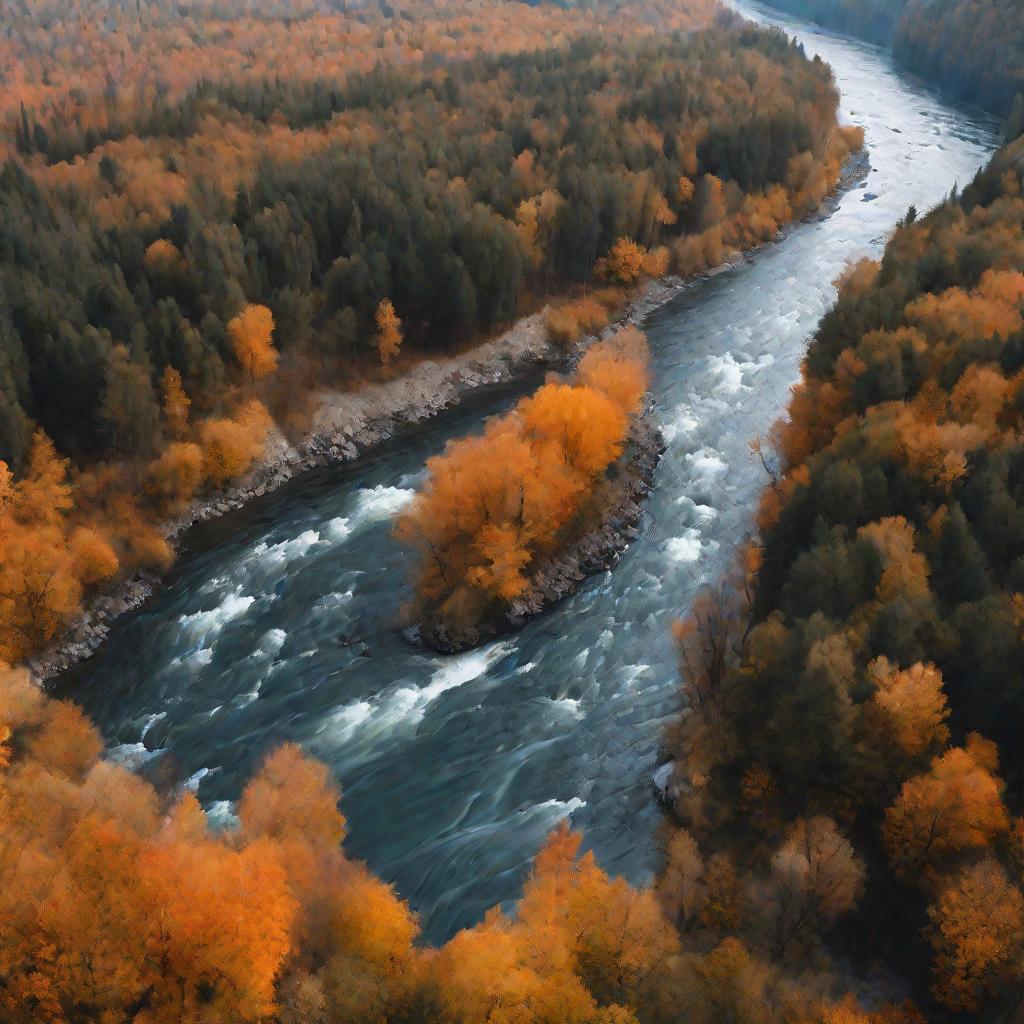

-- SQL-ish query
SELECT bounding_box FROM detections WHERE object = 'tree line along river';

[55,0,1000,943]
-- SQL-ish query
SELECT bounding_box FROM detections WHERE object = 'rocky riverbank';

[30,289,677,682]
[31,149,868,683]
[413,414,665,653]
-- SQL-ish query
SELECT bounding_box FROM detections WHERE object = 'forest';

[0,0,860,668]
[5,0,1022,1021]
[12,109,1024,1012]
[0,0,846,471]
[662,134,1024,1021]
[760,0,1024,121]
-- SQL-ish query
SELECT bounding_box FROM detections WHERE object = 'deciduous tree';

[375,298,403,368]
[228,304,279,384]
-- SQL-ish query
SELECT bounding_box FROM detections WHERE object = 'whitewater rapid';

[58,1,1000,942]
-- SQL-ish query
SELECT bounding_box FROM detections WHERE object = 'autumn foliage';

[661,138,1024,1020]
[0,655,694,1024]
[0,0,894,1020]
[0,0,854,478]
[546,294,617,348]
[374,298,403,368]
[228,304,279,384]
[0,0,859,673]
[396,327,650,637]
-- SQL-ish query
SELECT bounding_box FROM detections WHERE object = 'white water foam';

[140,711,166,740]
[400,640,515,725]
[666,528,704,563]
[350,484,415,527]
[675,495,719,523]
[325,700,374,743]
[547,696,584,719]
[323,516,352,541]
[531,796,587,819]
[184,766,218,792]
[108,742,165,769]
[253,628,288,658]
[168,646,214,670]
[662,404,700,445]
[177,588,255,644]
[319,640,516,746]
[684,448,729,481]
[313,589,355,613]
[205,800,240,830]
[251,528,321,569]
[708,351,775,394]
[620,663,650,690]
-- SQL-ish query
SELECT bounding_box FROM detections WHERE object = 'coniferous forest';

[0,0,860,666]
[1,0,1023,1022]
[760,0,1024,121]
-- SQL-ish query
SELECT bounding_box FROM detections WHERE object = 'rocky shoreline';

[30,287,680,683]
[32,148,868,683]
[415,414,665,654]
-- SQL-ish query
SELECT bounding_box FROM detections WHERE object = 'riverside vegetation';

[7,132,1024,1018]
[396,326,658,650]
[9,0,1019,1021]
[0,0,861,668]
[9,132,1024,1019]
[661,135,1024,1021]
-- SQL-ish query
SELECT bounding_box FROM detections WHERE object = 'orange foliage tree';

[375,298,403,368]
[228,305,279,384]
[598,238,647,284]
[160,366,191,440]
[883,736,1010,882]
[396,328,649,635]
[926,858,1024,1012]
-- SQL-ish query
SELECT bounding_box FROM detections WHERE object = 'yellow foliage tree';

[228,304,279,384]
[375,298,403,368]
[160,366,191,439]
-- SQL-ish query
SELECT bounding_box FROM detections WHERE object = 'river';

[55,0,1000,944]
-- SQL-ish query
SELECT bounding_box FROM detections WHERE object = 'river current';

[57,1,1000,943]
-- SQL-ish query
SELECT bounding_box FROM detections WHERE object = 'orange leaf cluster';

[396,328,649,630]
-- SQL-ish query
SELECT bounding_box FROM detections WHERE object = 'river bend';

[58,1,999,942]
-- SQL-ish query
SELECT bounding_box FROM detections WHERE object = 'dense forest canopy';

[6,123,1023,1024]
[0,0,861,670]
[6,128,1024,1015]
[0,0,845,470]
[663,136,1024,1022]
[760,0,1024,121]
[12,0,1017,1019]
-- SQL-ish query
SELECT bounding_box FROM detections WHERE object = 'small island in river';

[397,326,662,652]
